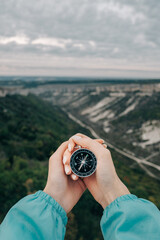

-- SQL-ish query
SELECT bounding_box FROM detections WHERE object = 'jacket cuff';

[101,194,138,222]
[34,190,68,226]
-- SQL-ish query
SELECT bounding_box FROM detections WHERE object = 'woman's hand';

[63,134,130,209]
[43,141,86,213]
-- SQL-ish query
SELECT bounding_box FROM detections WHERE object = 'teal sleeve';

[100,194,160,240]
[0,190,68,240]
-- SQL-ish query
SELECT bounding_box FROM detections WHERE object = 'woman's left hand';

[43,141,86,213]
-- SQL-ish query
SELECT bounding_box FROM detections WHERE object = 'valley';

[1,80,160,179]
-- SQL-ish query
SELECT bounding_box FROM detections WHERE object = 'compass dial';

[70,148,97,177]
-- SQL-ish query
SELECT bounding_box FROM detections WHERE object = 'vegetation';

[0,94,160,240]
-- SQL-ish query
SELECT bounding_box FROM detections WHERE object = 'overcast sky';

[0,0,159,78]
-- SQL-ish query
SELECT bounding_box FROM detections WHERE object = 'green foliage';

[0,94,89,161]
[65,212,78,240]
[0,155,47,222]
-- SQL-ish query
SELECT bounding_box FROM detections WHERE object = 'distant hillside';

[0,76,160,88]
[0,94,90,161]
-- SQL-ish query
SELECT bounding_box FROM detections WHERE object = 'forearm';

[0,191,68,240]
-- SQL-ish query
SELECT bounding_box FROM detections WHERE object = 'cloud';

[0,35,29,45]
[32,38,71,48]
[0,0,159,77]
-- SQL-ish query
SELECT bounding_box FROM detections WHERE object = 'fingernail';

[65,165,70,174]
[72,174,77,180]
[68,143,72,152]
[72,135,82,140]
[63,156,67,164]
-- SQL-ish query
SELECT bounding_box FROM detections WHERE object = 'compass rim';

[70,148,97,178]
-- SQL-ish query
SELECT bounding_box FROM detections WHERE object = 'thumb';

[51,141,69,161]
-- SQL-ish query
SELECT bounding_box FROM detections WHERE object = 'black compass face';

[70,148,97,177]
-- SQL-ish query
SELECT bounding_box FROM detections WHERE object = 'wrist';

[43,185,69,214]
[101,177,130,209]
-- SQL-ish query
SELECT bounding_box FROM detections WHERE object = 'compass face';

[70,148,97,177]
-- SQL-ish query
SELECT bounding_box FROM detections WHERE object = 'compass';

[70,148,97,177]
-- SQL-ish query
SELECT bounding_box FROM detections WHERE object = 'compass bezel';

[70,148,97,177]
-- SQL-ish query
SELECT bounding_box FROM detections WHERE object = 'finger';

[63,145,81,165]
[103,144,107,148]
[71,173,79,180]
[68,138,76,152]
[73,133,89,138]
[63,141,82,166]
[64,164,72,175]
[71,133,104,143]
[76,134,105,145]
[54,141,69,157]
[74,134,105,145]
[69,134,96,151]
[94,139,107,149]
[50,141,69,166]
[63,149,71,165]
[95,139,104,144]
[94,139,106,149]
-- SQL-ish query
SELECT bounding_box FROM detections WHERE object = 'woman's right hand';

[63,133,130,209]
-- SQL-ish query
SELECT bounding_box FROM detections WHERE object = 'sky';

[0,0,160,78]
